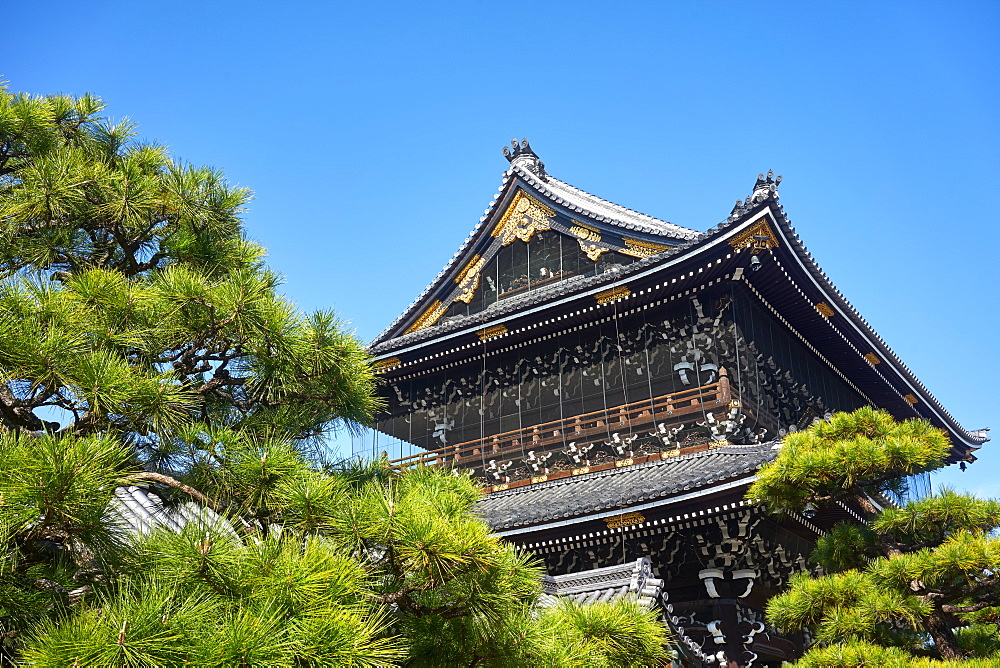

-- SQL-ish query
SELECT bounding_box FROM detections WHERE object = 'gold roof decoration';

[405,300,448,334]
[622,237,670,258]
[491,190,555,246]
[729,218,780,253]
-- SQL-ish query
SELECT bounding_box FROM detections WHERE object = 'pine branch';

[129,471,222,511]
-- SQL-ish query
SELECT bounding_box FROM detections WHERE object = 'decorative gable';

[375,140,695,343]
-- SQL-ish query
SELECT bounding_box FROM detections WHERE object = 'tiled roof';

[368,219,729,355]
[371,145,698,346]
[478,443,779,532]
[538,557,664,609]
[107,486,232,537]
[512,164,697,241]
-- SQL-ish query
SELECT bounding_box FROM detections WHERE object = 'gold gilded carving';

[569,223,607,260]
[614,457,635,468]
[579,242,607,261]
[709,439,731,449]
[572,466,591,475]
[531,475,548,484]
[477,324,508,342]
[492,483,509,492]
[815,302,835,318]
[904,394,919,405]
[729,218,780,253]
[596,286,631,305]
[661,449,680,459]
[405,300,448,334]
[373,357,401,373]
[491,190,554,246]
[605,511,645,529]
[454,254,486,304]
[864,353,881,366]
[569,222,601,242]
[622,237,670,258]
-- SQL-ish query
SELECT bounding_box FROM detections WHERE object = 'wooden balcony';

[389,371,735,473]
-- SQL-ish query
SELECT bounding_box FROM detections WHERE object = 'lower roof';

[478,442,779,534]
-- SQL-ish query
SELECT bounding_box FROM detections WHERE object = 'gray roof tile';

[107,486,233,538]
[477,443,778,532]
[538,557,664,609]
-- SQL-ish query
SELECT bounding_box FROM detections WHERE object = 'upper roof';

[502,139,697,239]
[371,139,697,345]
[368,147,989,461]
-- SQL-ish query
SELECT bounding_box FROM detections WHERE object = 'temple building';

[357,140,989,666]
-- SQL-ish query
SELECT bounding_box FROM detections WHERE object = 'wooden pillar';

[718,366,732,404]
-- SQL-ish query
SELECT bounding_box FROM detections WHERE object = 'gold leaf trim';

[661,449,680,458]
[709,439,731,449]
[405,300,447,334]
[572,466,591,475]
[476,324,508,342]
[578,241,607,261]
[596,286,631,305]
[615,457,634,468]
[864,353,881,366]
[531,475,548,484]
[454,254,486,304]
[903,394,919,405]
[605,511,645,529]
[373,357,401,373]
[491,190,554,246]
[729,218,780,253]
[622,237,670,258]
[815,302,835,318]
[569,222,601,242]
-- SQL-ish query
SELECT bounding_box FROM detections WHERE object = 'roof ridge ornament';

[729,170,782,221]
[502,138,548,179]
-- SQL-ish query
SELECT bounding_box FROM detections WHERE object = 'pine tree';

[0,84,671,666]
[747,407,1000,664]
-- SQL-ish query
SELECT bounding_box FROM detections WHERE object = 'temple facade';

[357,140,988,666]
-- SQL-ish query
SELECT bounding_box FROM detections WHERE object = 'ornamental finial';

[501,138,547,179]
[752,170,782,196]
[728,170,783,221]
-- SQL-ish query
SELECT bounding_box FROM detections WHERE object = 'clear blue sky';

[6,1,998,495]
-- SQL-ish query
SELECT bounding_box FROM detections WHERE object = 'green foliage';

[0,83,379,446]
[872,488,1000,547]
[0,84,672,666]
[810,522,878,572]
[792,641,917,667]
[539,598,671,667]
[747,406,951,512]
[751,408,1000,662]
[767,570,929,644]
[794,640,1000,667]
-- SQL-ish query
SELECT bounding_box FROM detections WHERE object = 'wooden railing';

[389,371,733,471]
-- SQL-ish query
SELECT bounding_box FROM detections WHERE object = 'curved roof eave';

[763,205,989,453]
[371,191,988,455]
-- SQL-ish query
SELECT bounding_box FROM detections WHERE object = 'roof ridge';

[514,165,698,240]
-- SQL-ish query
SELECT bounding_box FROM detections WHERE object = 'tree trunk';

[926,610,962,660]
